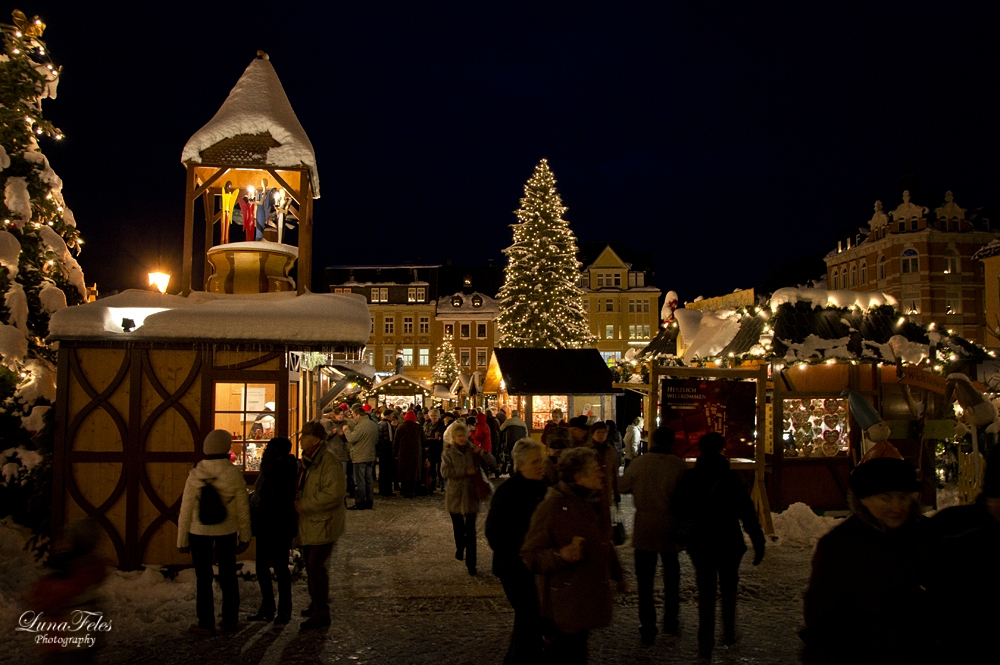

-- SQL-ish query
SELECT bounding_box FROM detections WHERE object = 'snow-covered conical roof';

[181,54,320,197]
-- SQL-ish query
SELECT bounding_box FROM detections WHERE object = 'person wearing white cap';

[177,429,252,636]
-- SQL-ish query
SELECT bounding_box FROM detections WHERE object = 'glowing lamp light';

[148,272,170,294]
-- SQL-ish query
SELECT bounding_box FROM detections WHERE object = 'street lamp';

[148,272,170,294]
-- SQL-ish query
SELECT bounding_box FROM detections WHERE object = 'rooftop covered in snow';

[48,289,371,347]
[181,54,319,197]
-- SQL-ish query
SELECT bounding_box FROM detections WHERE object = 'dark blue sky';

[22,1,1000,300]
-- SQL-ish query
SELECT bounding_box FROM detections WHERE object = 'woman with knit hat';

[177,429,253,636]
[801,457,932,664]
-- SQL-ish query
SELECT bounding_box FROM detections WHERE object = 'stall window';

[419,348,430,366]
[460,348,471,367]
[531,395,568,430]
[214,382,277,471]
[476,348,487,367]
[402,348,413,366]
[419,317,430,334]
[781,397,847,457]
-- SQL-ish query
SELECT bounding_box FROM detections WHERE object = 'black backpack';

[199,478,228,525]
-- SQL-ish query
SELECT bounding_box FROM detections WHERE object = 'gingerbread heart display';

[823,414,840,430]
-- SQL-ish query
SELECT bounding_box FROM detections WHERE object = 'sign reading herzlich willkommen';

[659,378,757,459]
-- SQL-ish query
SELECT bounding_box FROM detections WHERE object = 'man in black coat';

[675,432,764,660]
[485,439,548,664]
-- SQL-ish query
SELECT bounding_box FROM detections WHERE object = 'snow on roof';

[681,309,742,363]
[769,287,896,312]
[181,55,320,197]
[49,290,370,346]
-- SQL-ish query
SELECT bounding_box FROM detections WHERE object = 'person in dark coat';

[521,446,626,664]
[587,421,620,536]
[394,410,424,498]
[929,448,1000,663]
[248,437,298,624]
[486,408,502,475]
[605,420,624,467]
[542,427,572,485]
[423,408,447,492]
[619,426,687,645]
[376,409,397,497]
[485,438,549,664]
[675,432,764,659]
[499,410,528,476]
[801,457,931,665]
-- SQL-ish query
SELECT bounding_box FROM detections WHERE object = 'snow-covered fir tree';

[0,11,86,532]
[431,335,459,384]
[496,159,593,348]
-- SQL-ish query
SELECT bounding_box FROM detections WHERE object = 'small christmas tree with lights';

[497,159,593,348]
[0,10,86,536]
[432,335,459,385]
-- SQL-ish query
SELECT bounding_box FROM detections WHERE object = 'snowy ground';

[4,485,915,665]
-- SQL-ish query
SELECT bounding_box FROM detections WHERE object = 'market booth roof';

[490,348,615,395]
[371,374,432,396]
[48,289,371,348]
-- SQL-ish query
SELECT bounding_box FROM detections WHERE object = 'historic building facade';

[824,191,998,344]
[576,244,661,363]
[436,292,500,374]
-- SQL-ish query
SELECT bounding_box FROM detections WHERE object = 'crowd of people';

[167,403,1000,665]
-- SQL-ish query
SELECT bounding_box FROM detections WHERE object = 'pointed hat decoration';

[840,390,882,431]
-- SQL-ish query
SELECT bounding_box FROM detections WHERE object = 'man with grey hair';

[486,438,548,663]
[344,404,379,509]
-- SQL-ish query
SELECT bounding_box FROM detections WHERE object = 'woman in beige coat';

[440,421,496,576]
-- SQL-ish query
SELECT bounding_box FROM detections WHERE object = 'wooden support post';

[202,191,214,290]
[753,364,774,536]
[298,176,313,294]
[181,165,196,295]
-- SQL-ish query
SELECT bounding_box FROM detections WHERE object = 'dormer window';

[452,296,463,307]
[463,275,472,287]
[472,295,483,308]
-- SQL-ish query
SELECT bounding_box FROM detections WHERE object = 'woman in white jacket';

[624,417,644,465]
[177,429,252,636]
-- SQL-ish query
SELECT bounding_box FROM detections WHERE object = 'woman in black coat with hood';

[248,437,298,623]
[675,432,765,660]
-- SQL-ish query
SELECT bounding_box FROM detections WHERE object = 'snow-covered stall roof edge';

[48,290,371,346]
[770,287,896,311]
[180,55,320,197]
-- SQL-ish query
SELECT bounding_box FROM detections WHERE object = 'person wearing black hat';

[801,457,932,665]
[928,447,1000,662]
[568,415,590,447]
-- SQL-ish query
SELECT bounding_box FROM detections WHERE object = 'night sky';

[19,2,1000,301]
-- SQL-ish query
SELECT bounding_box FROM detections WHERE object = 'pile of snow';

[181,55,320,197]
[782,333,853,361]
[771,502,839,546]
[5,281,27,331]
[0,144,10,170]
[0,231,20,277]
[16,358,57,404]
[0,518,41,609]
[770,287,897,312]
[38,225,86,298]
[681,309,741,363]
[49,290,372,346]
[0,323,28,366]
[4,177,31,227]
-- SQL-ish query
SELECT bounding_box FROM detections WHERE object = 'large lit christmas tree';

[432,334,459,384]
[0,11,86,535]
[497,159,593,348]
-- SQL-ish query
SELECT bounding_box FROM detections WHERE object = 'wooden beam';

[191,167,229,199]
[181,165,196,295]
[202,191,214,289]
[265,168,303,205]
[297,178,313,294]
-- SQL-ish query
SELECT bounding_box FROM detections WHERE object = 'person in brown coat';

[619,425,687,645]
[440,421,497,576]
[394,410,424,498]
[542,427,572,485]
[588,421,620,536]
[521,447,626,664]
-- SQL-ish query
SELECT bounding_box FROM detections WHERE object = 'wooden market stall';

[45,52,374,569]
[370,374,432,410]
[483,348,618,437]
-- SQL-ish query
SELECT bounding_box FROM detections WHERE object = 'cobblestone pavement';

[22,490,815,665]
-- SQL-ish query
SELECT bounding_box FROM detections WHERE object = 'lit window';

[419,317,430,334]
[460,323,470,338]
[944,249,959,274]
[946,293,961,314]
[333,288,343,293]
[472,295,483,308]
[365,350,374,365]
[452,296,463,307]
[901,249,919,274]
[629,325,636,339]
[476,348,487,367]
[417,287,425,301]
[402,348,414,365]
[403,317,413,334]
[477,323,487,338]
[407,287,416,302]
[444,324,453,336]
[460,348,471,366]
[384,317,394,334]
[419,348,430,366]
[605,325,614,339]
[370,288,379,302]
[463,275,472,286]
[383,350,395,367]
[213,382,277,471]
[643,325,650,338]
